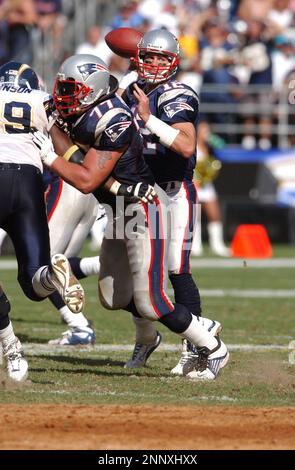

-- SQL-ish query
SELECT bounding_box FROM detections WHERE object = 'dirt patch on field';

[0,405,294,450]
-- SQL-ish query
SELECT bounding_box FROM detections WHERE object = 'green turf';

[0,243,294,406]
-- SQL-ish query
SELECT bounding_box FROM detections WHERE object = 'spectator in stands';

[237,0,274,22]
[0,0,37,64]
[35,0,63,32]
[268,0,293,32]
[178,22,199,68]
[0,16,8,65]
[199,17,240,143]
[272,35,295,93]
[75,25,113,66]
[150,2,179,36]
[137,0,165,23]
[110,0,145,30]
[35,0,65,58]
[277,67,295,147]
[177,55,203,96]
[239,19,273,149]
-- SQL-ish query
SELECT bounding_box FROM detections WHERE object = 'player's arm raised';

[133,83,196,158]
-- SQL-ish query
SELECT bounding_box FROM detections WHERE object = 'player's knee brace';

[159,303,192,334]
[0,289,11,329]
[169,273,202,316]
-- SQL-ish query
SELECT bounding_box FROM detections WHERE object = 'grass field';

[0,243,294,408]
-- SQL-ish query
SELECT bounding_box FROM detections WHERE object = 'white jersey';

[0,83,51,171]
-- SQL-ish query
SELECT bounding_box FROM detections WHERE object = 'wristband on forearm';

[108,180,139,198]
[108,180,122,195]
[145,115,180,148]
[63,145,85,164]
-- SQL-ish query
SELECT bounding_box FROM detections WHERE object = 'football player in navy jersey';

[0,61,86,382]
[33,53,229,380]
[118,29,228,376]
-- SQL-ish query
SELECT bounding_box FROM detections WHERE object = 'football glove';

[118,182,158,204]
[32,131,58,167]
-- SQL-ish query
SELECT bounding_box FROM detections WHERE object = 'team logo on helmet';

[77,63,108,80]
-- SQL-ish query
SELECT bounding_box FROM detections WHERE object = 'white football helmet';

[135,29,180,84]
[53,54,114,117]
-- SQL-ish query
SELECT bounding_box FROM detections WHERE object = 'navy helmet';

[0,61,40,90]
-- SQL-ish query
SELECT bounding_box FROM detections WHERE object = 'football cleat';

[50,254,85,313]
[48,325,96,346]
[2,337,28,382]
[170,339,199,376]
[187,338,229,380]
[171,316,222,375]
[124,332,162,369]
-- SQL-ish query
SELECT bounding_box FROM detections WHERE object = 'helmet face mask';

[135,29,180,84]
[53,78,92,117]
[0,61,40,90]
[137,53,178,83]
[53,54,111,117]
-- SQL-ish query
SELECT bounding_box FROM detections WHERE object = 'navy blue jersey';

[69,94,154,205]
[125,79,199,183]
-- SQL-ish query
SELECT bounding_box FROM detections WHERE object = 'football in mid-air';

[105,27,143,58]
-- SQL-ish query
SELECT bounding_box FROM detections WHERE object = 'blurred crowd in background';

[1,0,295,149]
[1,0,295,250]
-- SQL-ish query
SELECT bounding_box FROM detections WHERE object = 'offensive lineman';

[33,53,229,380]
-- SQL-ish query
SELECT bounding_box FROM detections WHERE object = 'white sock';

[191,224,203,255]
[208,221,226,248]
[132,316,158,344]
[32,266,55,298]
[180,314,218,350]
[79,256,100,276]
[59,306,89,328]
[191,203,202,255]
[0,321,16,347]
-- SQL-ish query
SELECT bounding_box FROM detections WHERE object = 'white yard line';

[22,342,289,356]
[1,260,294,297]
[167,288,295,298]
[190,258,295,268]
[199,289,295,298]
[0,260,17,269]
[2,258,295,270]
